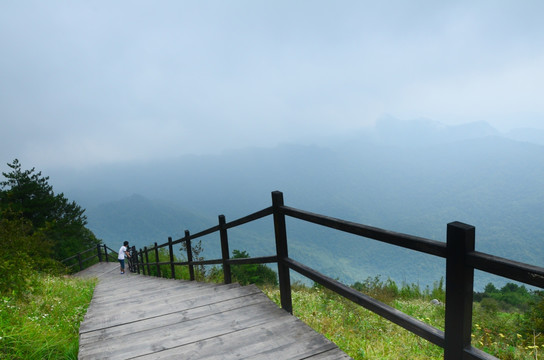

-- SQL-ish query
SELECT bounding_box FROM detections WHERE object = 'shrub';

[230,250,278,286]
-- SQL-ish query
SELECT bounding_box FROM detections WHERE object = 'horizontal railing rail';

[281,205,448,257]
[67,191,543,360]
[467,251,544,288]
[62,244,117,272]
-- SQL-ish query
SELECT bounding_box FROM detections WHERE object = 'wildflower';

[516,334,522,339]
[498,333,505,338]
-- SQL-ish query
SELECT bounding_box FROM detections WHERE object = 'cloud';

[1,1,543,168]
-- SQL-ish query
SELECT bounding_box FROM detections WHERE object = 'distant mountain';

[50,118,544,290]
[505,127,544,146]
[367,116,500,146]
[85,194,213,250]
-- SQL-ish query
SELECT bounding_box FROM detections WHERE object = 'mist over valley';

[48,118,544,290]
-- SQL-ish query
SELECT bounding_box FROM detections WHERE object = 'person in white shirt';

[118,241,131,274]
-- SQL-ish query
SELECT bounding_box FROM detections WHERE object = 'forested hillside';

[0,159,100,295]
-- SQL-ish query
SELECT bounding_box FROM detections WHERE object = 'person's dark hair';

[123,241,129,246]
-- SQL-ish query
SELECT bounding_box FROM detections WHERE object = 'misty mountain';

[371,116,500,146]
[50,118,544,289]
[85,194,213,249]
[505,127,544,146]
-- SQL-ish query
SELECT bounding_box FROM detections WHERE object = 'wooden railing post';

[168,237,175,279]
[134,247,140,274]
[185,230,195,281]
[444,221,475,359]
[104,244,109,262]
[219,215,232,284]
[77,252,83,271]
[126,246,131,272]
[154,242,161,277]
[138,248,145,275]
[272,191,292,314]
[130,246,136,272]
[97,244,102,262]
[144,246,151,275]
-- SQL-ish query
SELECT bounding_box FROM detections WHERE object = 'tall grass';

[0,273,96,360]
[261,283,543,360]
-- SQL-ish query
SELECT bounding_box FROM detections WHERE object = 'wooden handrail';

[61,244,117,272]
[64,191,544,360]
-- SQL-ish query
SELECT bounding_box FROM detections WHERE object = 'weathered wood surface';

[76,262,352,359]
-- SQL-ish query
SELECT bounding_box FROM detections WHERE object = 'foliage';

[139,246,191,280]
[138,245,278,287]
[474,282,539,312]
[522,291,544,341]
[351,275,445,304]
[0,159,100,262]
[229,250,278,286]
[0,216,42,296]
[0,160,101,296]
[471,302,543,360]
[0,213,64,297]
[179,239,206,280]
[0,273,96,359]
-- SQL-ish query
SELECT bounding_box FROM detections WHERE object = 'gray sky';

[1,1,544,168]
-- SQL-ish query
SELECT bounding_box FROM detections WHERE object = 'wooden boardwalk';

[76,262,352,359]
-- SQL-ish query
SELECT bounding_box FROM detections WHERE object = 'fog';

[1,1,544,169]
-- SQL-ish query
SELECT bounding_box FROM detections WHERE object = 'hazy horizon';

[2,1,544,169]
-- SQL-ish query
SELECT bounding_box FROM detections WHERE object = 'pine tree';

[0,159,100,261]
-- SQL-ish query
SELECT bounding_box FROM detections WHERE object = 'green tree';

[230,250,278,286]
[0,159,100,261]
[523,291,544,335]
[0,215,39,295]
[484,282,498,294]
[0,212,61,296]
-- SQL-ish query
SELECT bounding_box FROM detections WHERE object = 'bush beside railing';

[65,191,544,360]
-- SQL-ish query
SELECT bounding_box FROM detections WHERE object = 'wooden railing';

[61,244,117,272]
[70,191,544,360]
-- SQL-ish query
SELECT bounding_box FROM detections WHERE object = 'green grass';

[2,266,541,360]
[261,284,543,360]
[0,273,96,360]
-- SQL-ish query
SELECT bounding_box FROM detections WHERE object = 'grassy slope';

[0,274,96,360]
[261,285,542,360]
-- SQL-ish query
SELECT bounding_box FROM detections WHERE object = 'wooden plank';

[80,292,272,343]
[84,280,240,307]
[79,297,286,359]
[130,316,340,360]
[74,262,119,278]
[77,263,352,360]
[80,284,262,333]
[305,349,353,359]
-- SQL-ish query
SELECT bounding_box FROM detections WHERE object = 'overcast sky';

[1,1,544,168]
